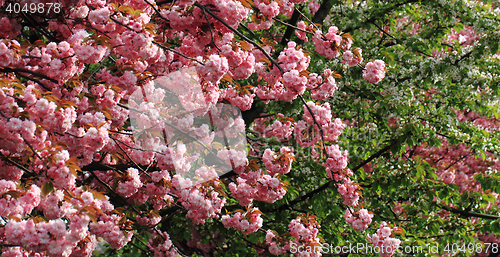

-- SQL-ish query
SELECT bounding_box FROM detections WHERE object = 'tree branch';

[82,161,160,173]
[312,0,334,25]
[280,8,302,46]
[88,170,142,214]
[0,67,59,85]
[273,131,408,212]
[438,204,500,220]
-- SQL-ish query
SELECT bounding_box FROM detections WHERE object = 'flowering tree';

[0,0,499,256]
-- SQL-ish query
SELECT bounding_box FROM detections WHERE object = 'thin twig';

[298,95,327,155]
[239,23,263,44]
[89,170,142,214]
[200,6,222,52]
[443,154,468,171]
[0,153,34,175]
[273,132,404,212]
[20,12,59,42]
[10,73,51,91]
[129,236,152,256]
[294,7,320,32]
[369,19,432,57]
[23,138,43,161]
[138,74,162,83]
[143,0,170,23]
[273,17,314,35]
[110,135,146,173]
[153,41,205,65]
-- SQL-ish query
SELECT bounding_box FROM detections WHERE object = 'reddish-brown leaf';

[4,190,22,199]
[236,0,254,9]
[239,41,252,51]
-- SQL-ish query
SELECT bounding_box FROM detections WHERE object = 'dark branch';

[312,0,334,25]
[0,68,59,84]
[438,204,500,220]
[274,135,398,212]
[280,9,301,46]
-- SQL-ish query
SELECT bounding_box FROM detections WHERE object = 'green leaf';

[41,181,54,196]
[428,222,440,235]
[358,168,366,180]
[483,193,496,203]
[439,187,449,200]
[416,165,425,179]
[491,220,500,235]
[428,171,439,180]
[491,42,499,55]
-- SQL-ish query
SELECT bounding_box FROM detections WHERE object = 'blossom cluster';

[89,214,133,250]
[4,215,98,257]
[266,229,290,255]
[229,169,287,206]
[255,41,311,102]
[147,231,178,257]
[336,177,360,207]
[306,69,340,100]
[445,25,479,47]
[221,208,263,234]
[252,114,294,142]
[265,215,322,256]
[362,60,386,84]
[172,176,226,225]
[342,48,363,67]
[295,21,310,42]
[367,223,401,257]
[0,180,40,217]
[312,26,352,59]
[344,208,373,231]
[297,101,346,146]
[262,147,295,176]
[287,216,322,257]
